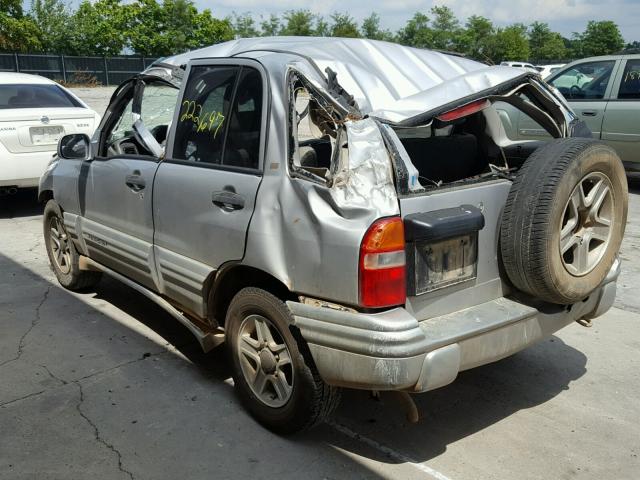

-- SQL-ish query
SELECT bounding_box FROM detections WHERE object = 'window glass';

[618,60,640,99]
[172,66,239,164]
[106,97,135,154]
[104,81,178,157]
[223,68,263,169]
[140,84,180,146]
[550,61,615,100]
[0,84,82,109]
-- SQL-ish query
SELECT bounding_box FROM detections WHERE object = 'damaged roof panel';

[158,37,530,123]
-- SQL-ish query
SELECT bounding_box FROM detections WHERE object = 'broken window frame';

[286,69,353,187]
[97,74,180,160]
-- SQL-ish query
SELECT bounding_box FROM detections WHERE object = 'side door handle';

[581,110,597,117]
[125,172,146,192]
[212,190,245,211]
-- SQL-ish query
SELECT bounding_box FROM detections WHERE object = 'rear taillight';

[436,99,490,122]
[359,217,406,308]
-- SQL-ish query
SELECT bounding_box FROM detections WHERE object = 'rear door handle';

[125,174,146,192]
[212,190,245,211]
[581,110,597,117]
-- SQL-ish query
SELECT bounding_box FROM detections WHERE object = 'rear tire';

[226,287,340,434]
[500,138,627,304]
[43,200,102,291]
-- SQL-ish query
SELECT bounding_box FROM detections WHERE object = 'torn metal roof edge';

[154,37,537,123]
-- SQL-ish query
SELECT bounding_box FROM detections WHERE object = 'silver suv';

[40,38,627,434]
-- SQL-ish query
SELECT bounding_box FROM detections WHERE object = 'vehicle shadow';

[0,188,42,219]
[92,276,232,381]
[627,174,640,195]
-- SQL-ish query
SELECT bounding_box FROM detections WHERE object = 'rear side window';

[618,60,640,99]
[0,84,82,109]
[172,66,237,165]
[224,68,263,169]
[172,65,263,169]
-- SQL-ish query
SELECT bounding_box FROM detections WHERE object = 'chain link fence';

[0,53,159,86]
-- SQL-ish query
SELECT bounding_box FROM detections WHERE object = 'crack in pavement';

[0,351,167,409]
[0,285,52,369]
[75,349,170,382]
[75,381,135,480]
[0,389,46,408]
[39,363,68,385]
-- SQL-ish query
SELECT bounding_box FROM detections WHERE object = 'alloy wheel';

[559,172,614,276]
[49,216,72,275]
[236,314,294,408]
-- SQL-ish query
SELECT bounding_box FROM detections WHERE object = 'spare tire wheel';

[500,138,627,305]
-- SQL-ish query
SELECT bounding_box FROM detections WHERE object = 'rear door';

[600,57,640,168]
[152,59,266,317]
[78,78,179,289]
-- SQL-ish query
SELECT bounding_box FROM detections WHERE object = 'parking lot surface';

[1,90,639,479]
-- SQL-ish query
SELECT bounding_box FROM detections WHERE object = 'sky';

[201,0,640,41]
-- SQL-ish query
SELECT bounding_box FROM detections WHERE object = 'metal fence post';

[60,55,67,82]
[14,53,19,72]
[104,57,110,86]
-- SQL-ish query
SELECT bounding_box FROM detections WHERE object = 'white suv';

[0,73,100,193]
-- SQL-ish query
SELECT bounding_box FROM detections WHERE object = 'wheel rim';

[559,172,614,277]
[49,215,72,275]
[237,314,294,408]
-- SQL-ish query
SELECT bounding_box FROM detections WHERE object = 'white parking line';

[328,421,454,480]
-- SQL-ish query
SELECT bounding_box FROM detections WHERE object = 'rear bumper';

[288,258,620,392]
[0,146,55,187]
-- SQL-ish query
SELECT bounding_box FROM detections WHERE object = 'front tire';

[43,200,102,291]
[226,288,340,434]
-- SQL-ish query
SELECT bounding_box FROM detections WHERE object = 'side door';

[78,78,179,289]
[600,57,640,168]
[546,59,620,138]
[152,59,266,317]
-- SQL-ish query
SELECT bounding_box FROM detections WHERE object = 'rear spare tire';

[500,138,627,304]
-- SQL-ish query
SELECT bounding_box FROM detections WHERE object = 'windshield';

[0,84,83,109]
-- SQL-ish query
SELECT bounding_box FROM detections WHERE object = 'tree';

[575,20,625,57]
[456,15,494,61]
[528,21,567,61]
[67,0,131,56]
[0,0,42,52]
[315,17,329,37]
[329,12,359,38]
[280,9,316,36]
[231,12,259,38]
[127,0,232,57]
[487,24,530,63]
[361,12,392,41]
[260,14,281,37]
[30,0,72,53]
[1,0,24,17]
[429,5,460,51]
[396,12,432,48]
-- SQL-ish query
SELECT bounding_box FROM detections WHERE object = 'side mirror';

[58,133,91,160]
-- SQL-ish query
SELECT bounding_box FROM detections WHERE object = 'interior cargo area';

[290,76,565,190]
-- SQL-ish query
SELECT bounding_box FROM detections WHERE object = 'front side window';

[617,60,640,99]
[550,61,615,100]
[172,65,263,170]
[104,81,178,157]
